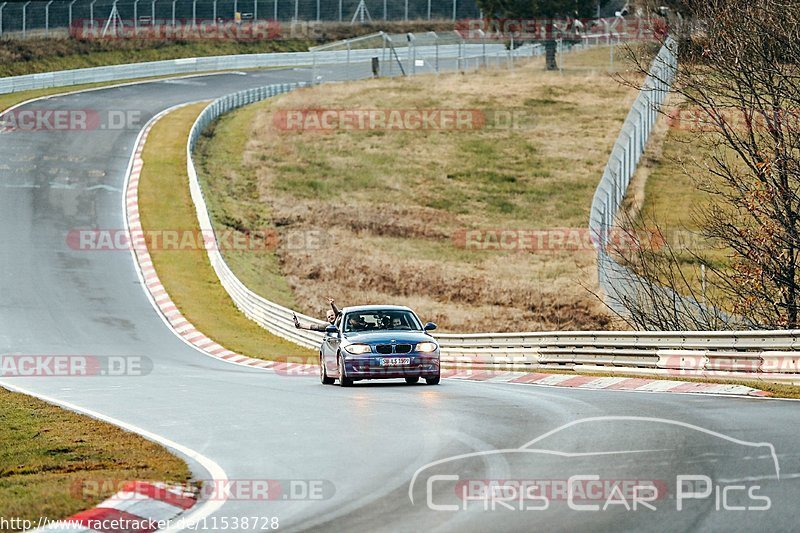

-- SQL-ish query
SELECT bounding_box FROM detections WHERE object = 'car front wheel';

[320,355,335,385]
[338,354,353,387]
[425,375,441,385]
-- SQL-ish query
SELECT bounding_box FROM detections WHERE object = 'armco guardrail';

[184,80,800,381]
[0,40,525,95]
[187,82,325,350]
[0,51,313,94]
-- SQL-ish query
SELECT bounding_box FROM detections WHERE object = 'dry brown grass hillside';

[196,46,637,332]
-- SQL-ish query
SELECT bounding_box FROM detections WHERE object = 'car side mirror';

[423,322,437,331]
[325,324,339,335]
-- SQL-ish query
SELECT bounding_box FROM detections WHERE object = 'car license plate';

[380,357,410,367]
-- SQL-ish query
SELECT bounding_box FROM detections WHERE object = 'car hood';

[342,331,434,345]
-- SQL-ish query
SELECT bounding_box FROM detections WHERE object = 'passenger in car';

[328,297,342,319]
[293,297,341,332]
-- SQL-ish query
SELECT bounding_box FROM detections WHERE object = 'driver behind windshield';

[347,315,368,332]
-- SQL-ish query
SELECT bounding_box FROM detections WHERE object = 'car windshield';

[343,310,422,333]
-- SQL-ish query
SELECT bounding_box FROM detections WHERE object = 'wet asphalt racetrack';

[1,68,799,531]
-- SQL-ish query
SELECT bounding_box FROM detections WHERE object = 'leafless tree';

[612,0,800,329]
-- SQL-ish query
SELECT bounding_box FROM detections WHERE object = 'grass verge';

[0,388,190,528]
[138,103,313,360]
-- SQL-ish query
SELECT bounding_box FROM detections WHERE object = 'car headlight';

[344,344,372,355]
[416,342,438,353]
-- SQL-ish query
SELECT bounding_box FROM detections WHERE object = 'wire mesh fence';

[0,0,481,38]
[306,30,611,83]
[585,37,733,329]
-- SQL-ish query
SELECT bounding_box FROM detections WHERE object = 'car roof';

[341,305,414,314]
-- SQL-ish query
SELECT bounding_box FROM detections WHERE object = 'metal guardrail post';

[45,0,53,37]
[509,34,515,71]
[434,32,439,74]
[0,3,6,38]
[22,1,30,38]
[452,0,456,20]
[191,0,196,27]
[407,33,415,76]
[457,32,464,73]
[381,34,386,76]
[311,48,317,84]
[427,0,431,20]
[274,0,278,21]
[172,0,177,26]
[69,0,77,31]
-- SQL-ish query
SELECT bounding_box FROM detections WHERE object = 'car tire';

[338,354,353,387]
[320,354,335,385]
[425,375,441,385]
[405,376,420,384]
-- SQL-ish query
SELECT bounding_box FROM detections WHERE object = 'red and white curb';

[124,109,770,399]
[444,370,770,397]
[124,109,316,376]
[33,482,195,532]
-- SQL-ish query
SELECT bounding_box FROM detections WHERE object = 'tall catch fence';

[0,0,480,38]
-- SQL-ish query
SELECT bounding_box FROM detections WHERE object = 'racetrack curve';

[1,68,800,532]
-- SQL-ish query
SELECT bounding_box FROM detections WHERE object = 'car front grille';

[375,344,413,354]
